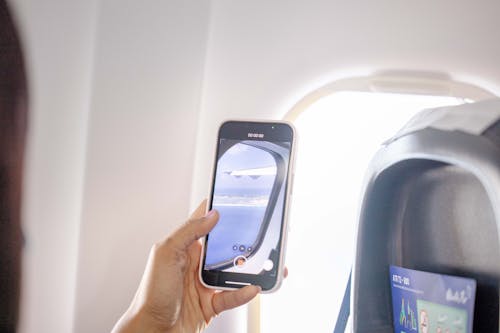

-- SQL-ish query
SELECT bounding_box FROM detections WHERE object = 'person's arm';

[112,201,260,333]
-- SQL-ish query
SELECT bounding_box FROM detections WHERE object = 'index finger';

[168,206,219,252]
[190,199,208,219]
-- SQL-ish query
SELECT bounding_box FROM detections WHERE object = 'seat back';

[352,99,500,332]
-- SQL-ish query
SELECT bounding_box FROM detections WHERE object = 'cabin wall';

[11,1,99,332]
[73,1,212,332]
[191,0,500,205]
[11,0,212,332]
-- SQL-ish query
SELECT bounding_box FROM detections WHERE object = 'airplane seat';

[352,99,500,332]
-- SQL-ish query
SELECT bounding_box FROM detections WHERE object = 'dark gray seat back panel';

[352,100,500,333]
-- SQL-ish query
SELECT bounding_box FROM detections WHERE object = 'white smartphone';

[199,120,296,293]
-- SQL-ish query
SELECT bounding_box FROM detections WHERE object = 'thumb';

[212,285,261,315]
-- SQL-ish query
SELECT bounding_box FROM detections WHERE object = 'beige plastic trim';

[285,72,496,122]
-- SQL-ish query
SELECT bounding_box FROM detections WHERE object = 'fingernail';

[204,210,216,218]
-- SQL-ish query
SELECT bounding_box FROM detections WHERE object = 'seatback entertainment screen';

[390,265,476,333]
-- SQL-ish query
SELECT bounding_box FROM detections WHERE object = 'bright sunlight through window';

[260,91,468,333]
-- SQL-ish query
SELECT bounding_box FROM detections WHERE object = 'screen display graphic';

[204,138,291,276]
[390,265,476,333]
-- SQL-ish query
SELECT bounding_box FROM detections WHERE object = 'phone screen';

[201,121,294,291]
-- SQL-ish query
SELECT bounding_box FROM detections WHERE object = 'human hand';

[111,200,262,333]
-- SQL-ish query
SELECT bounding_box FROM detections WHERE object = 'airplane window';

[259,91,469,333]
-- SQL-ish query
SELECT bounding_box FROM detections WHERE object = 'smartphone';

[199,120,296,293]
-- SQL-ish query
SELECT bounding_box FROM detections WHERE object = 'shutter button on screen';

[234,255,247,269]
